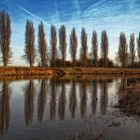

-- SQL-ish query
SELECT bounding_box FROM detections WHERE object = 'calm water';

[0,78,140,140]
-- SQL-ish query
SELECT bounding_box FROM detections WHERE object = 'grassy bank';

[0,66,63,76]
[1,67,140,77]
[60,67,140,75]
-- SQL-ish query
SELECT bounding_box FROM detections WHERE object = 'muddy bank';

[117,92,140,115]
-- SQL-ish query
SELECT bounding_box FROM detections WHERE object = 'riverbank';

[60,67,140,75]
[117,92,140,115]
[1,67,140,78]
[0,67,64,76]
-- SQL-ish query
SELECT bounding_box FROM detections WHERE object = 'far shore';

[0,67,140,81]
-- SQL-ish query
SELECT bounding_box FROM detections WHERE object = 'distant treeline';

[0,11,140,68]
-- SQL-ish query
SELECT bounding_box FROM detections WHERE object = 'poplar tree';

[59,25,67,67]
[38,22,47,67]
[137,32,140,63]
[50,25,57,67]
[129,33,135,67]
[92,31,98,67]
[25,20,35,67]
[70,28,77,67]
[80,28,88,67]
[0,11,11,66]
[118,32,128,68]
[101,30,108,67]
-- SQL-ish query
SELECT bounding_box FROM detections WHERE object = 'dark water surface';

[0,78,140,140]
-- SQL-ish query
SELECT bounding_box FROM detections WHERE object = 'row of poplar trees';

[1,11,140,68]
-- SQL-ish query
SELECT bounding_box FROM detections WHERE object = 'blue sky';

[0,0,140,65]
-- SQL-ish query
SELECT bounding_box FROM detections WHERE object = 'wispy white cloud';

[18,5,50,26]
[82,0,107,17]
[1,0,140,65]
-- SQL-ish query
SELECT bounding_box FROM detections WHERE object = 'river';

[0,78,140,140]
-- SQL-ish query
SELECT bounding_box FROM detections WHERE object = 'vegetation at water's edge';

[1,67,140,78]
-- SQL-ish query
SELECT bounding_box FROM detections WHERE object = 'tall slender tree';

[80,28,88,67]
[101,30,108,67]
[50,25,57,67]
[25,20,35,67]
[118,32,128,68]
[129,33,135,67]
[92,31,98,67]
[137,32,140,63]
[70,28,77,67]
[38,22,47,67]
[59,25,67,67]
[0,11,11,66]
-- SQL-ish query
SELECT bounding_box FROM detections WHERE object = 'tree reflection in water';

[100,80,108,115]
[50,79,56,119]
[58,80,66,120]
[0,82,10,134]
[0,78,113,135]
[80,80,87,117]
[24,80,34,126]
[69,80,77,118]
[91,80,98,115]
[38,79,46,122]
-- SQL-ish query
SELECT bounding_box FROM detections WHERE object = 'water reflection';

[50,79,56,119]
[100,80,108,115]
[80,81,87,117]
[58,81,66,120]
[91,80,98,115]
[24,80,34,126]
[38,79,46,122]
[0,77,134,136]
[0,82,10,134]
[69,80,77,118]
